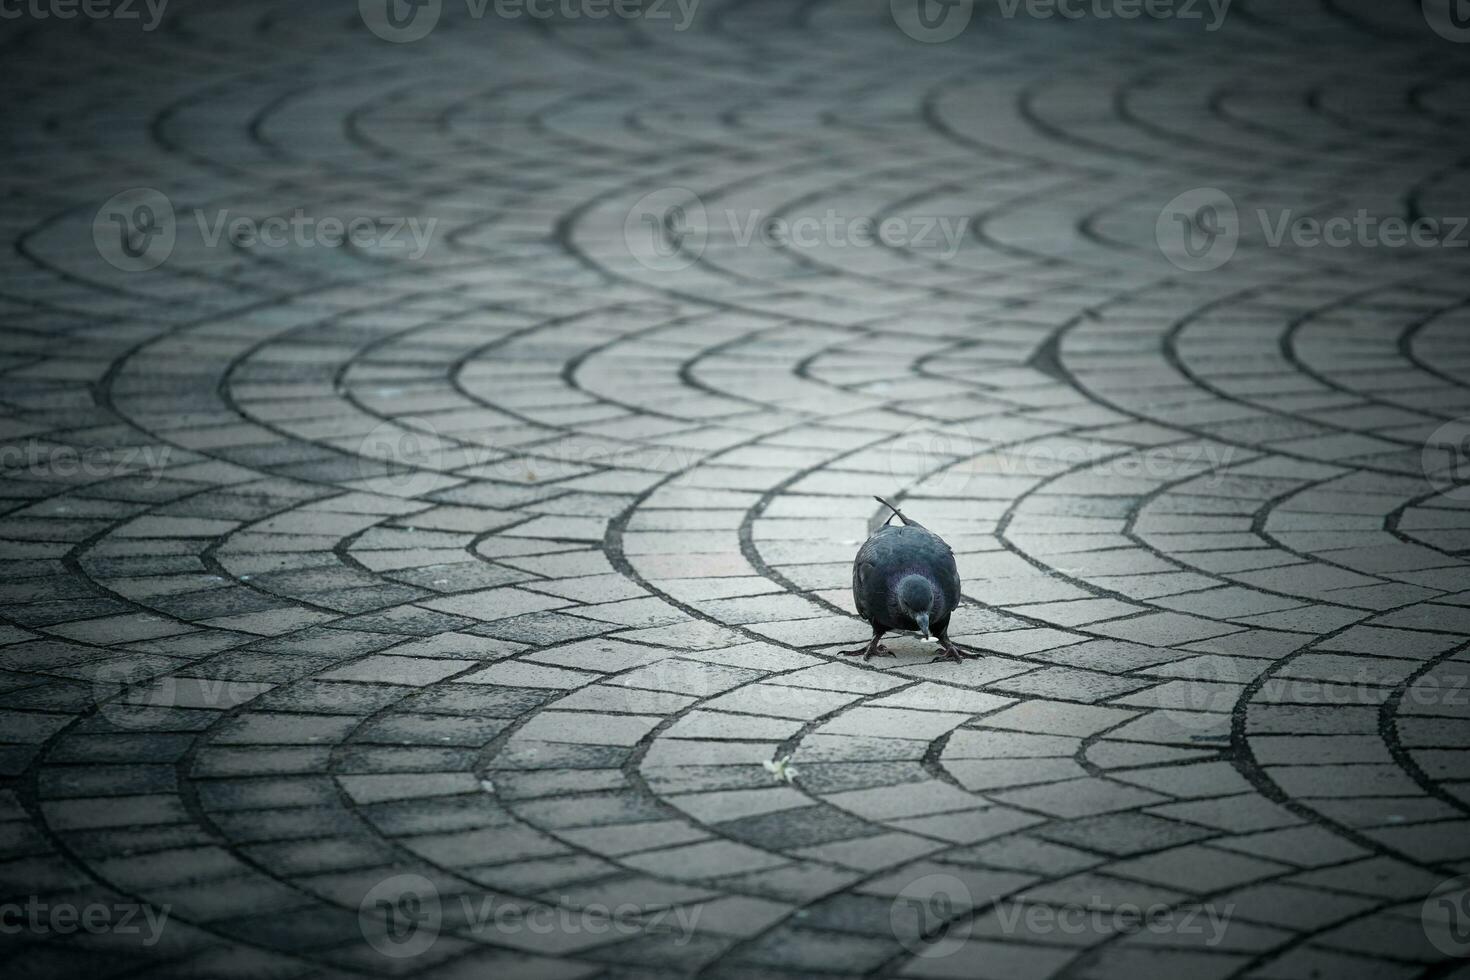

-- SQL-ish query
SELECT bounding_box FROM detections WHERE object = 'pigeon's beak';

[915,612,930,639]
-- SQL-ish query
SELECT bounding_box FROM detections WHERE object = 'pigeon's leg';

[931,627,981,664]
[839,628,893,661]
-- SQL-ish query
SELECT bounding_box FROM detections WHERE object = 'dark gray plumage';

[842,497,979,664]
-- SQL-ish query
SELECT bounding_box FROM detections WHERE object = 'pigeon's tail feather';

[874,496,914,527]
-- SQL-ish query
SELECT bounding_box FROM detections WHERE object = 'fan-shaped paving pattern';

[2,1,1469,978]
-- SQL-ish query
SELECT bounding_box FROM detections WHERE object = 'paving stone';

[514,711,664,746]
[790,830,948,872]
[730,925,896,973]
[986,778,1169,820]
[1,5,1465,976]
[896,938,1076,980]
[622,840,790,881]
[821,781,984,821]
[1107,843,1289,893]
[818,707,974,741]
[975,701,1140,738]
[316,654,477,686]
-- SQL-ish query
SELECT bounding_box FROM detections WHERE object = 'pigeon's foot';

[839,642,893,662]
[931,643,981,665]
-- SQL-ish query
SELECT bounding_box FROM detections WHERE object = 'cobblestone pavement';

[4,1,1470,977]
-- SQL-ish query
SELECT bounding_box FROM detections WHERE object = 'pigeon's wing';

[852,556,874,621]
[930,537,961,610]
[852,526,903,625]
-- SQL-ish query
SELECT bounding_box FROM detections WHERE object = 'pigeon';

[842,496,979,665]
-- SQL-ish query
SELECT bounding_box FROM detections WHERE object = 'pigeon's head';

[895,574,937,638]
